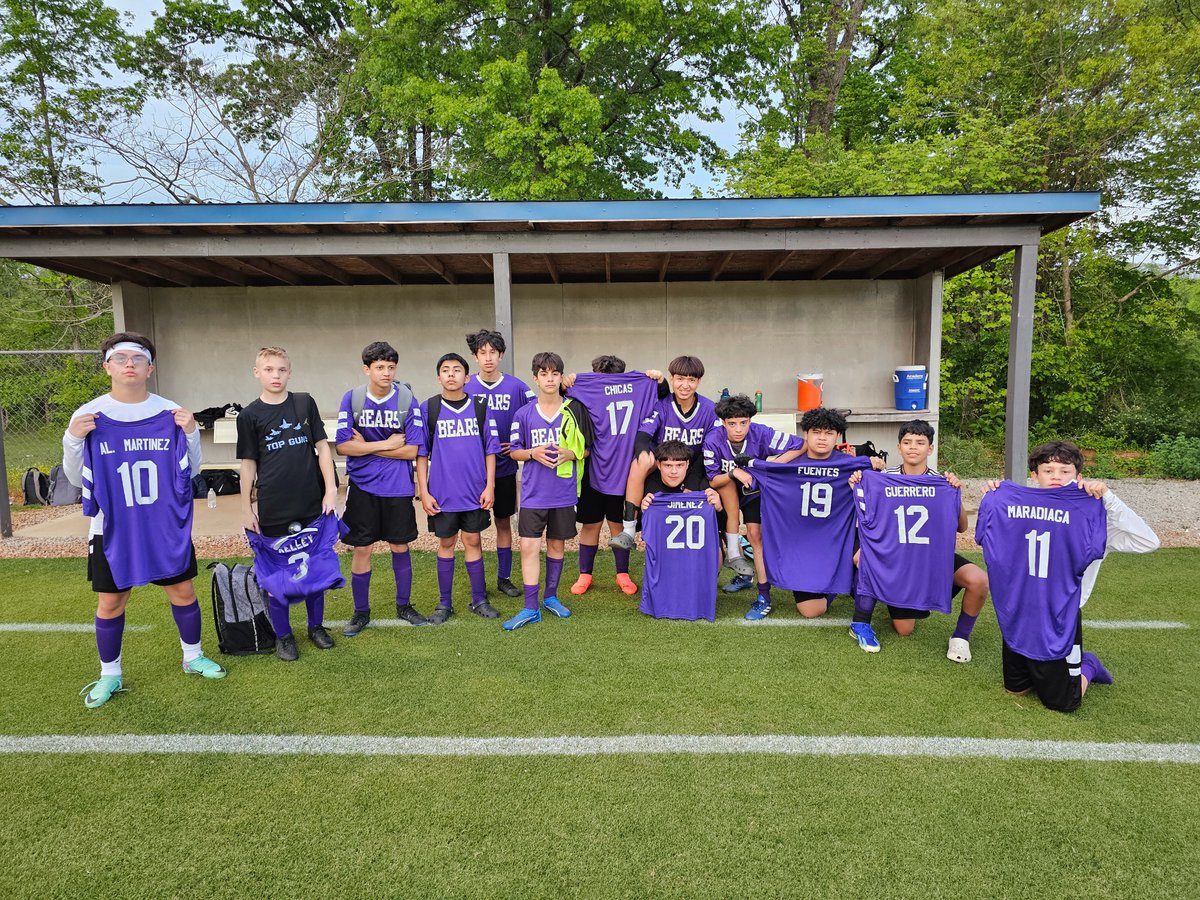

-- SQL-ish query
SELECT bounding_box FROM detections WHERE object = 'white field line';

[0,733,1197,764]
[326,619,435,629]
[721,618,1188,630]
[1085,620,1189,630]
[0,623,153,633]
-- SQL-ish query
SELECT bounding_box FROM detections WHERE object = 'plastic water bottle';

[754,389,763,412]
[207,487,217,509]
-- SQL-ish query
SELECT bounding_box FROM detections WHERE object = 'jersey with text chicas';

[702,423,805,481]
[640,491,720,622]
[417,396,501,512]
[749,453,873,593]
[246,512,348,602]
[566,372,657,494]
[335,387,424,497]
[82,411,194,590]
[639,394,721,451]
[976,481,1107,661]
[465,373,535,478]
[236,392,327,530]
[509,401,584,509]
[854,471,960,612]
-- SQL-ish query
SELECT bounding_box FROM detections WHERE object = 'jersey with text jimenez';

[567,372,657,494]
[335,387,424,497]
[246,512,348,602]
[509,401,582,509]
[639,394,721,450]
[465,373,535,478]
[418,397,501,512]
[976,481,1107,661]
[854,471,959,612]
[82,411,194,590]
[750,453,873,593]
[702,423,804,480]
[640,492,720,622]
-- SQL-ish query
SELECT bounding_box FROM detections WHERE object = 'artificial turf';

[1,549,1197,897]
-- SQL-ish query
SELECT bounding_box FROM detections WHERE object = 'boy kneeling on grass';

[65,332,225,709]
[977,440,1159,712]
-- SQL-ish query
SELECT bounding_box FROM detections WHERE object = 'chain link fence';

[1,350,108,500]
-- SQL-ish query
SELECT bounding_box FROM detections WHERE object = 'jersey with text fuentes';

[702,423,805,481]
[639,394,721,451]
[854,471,959,612]
[246,512,348,602]
[417,398,501,512]
[750,453,874,593]
[465,373,535,479]
[567,372,657,495]
[335,387,424,497]
[976,481,1107,661]
[509,402,581,509]
[82,411,194,590]
[640,491,720,622]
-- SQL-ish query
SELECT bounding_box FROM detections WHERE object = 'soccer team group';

[65,329,1159,714]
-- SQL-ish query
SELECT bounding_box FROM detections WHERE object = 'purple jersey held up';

[976,481,1107,660]
[82,411,194,590]
[702,423,804,480]
[335,387,424,497]
[465,373,534,478]
[855,471,960,612]
[246,512,348,602]
[509,402,580,509]
[418,397,501,512]
[639,395,720,450]
[750,454,873,593]
[567,372,656,494]
[640,492,719,622]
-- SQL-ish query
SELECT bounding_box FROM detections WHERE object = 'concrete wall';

[117,277,941,466]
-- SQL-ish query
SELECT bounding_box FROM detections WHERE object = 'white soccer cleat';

[946,637,972,664]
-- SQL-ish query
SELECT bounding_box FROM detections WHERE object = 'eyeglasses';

[108,354,150,367]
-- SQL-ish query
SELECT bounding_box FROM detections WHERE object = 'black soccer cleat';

[470,600,501,619]
[496,578,522,598]
[342,611,370,637]
[396,604,429,626]
[308,625,335,649]
[275,635,299,662]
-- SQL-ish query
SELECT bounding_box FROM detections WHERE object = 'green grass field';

[1,550,1197,898]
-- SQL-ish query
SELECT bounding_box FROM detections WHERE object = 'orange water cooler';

[797,373,823,411]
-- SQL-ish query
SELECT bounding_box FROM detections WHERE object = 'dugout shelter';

[0,192,1099,526]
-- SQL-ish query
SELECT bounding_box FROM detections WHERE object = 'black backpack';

[22,468,50,505]
[48,464,83,506]
[209,562,276,655]
[425,394,490,458]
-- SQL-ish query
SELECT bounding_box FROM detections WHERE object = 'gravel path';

[2,478,1196,560]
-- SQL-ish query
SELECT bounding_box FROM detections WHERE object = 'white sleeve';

[62,430,86,487]
[1103,491,1160,554]
[186,428,203,473]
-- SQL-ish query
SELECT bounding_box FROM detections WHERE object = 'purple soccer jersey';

[82,411,194,590]
[750,453,873,593]
[640,492,719,621]
[509,402,580,509]
[855,471,960,612]
[639,394,720,449]
[335,387,424,497]
[702,423,804,480]
[567,372,656,494]
[465,373,534,478]
[418,397,501,512]
[976,481,1107,660]
[246,512,348,602]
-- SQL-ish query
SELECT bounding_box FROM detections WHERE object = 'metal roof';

[0,193,1099,288]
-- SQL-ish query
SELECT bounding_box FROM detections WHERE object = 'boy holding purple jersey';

[503,351,594,630]
[238,346,340,661]
[65,331,225,709]
[978,441,1159,712]
[416,353,502,624]
[464,329,535,599]
[847,419,989,660]
[335,341,428,635]
[703,394,807,616]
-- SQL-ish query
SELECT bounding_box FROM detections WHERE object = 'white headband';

[104,342,153,364]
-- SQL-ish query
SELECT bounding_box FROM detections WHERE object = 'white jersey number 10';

[116,460,159,507]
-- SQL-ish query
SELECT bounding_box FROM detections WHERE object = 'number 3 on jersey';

[605,400,634,436]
